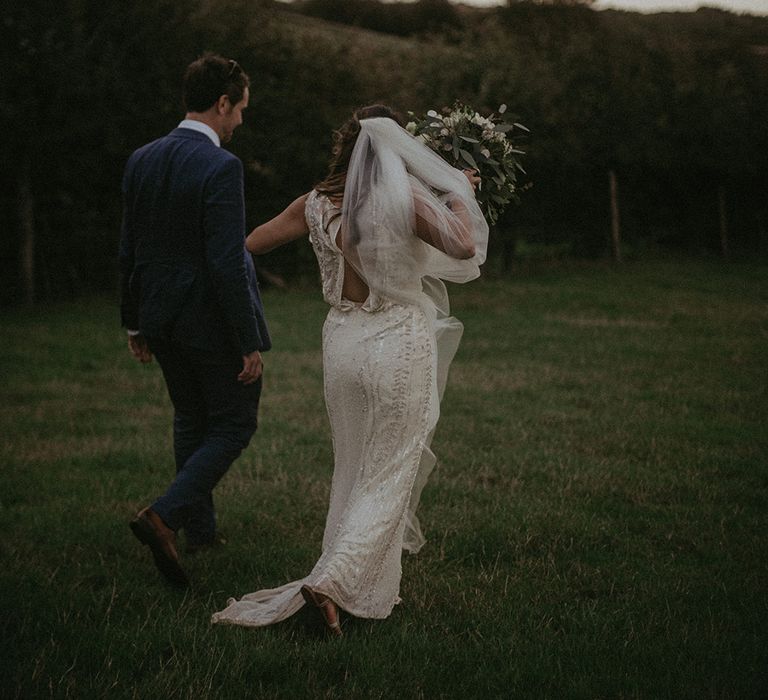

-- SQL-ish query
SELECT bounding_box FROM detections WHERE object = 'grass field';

[1,260,766,699]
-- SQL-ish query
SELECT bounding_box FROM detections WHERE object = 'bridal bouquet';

[406,102,528,226]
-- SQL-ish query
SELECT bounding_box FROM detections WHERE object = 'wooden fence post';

[718,184,730,259]
[19,155,35,306]
[609,169,622,263]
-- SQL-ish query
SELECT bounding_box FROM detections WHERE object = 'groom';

[120,54,270,586]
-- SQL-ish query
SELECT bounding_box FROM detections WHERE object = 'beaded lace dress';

[211,118,488,627]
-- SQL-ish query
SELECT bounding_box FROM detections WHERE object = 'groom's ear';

[215,94,231,114]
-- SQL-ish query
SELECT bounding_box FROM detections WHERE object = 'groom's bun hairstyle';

[315,104,405,198]
[183,53,250,113]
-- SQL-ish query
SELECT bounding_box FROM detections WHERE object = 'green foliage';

[2,1,768,304]
[293,0,461,37]
[1,262,767,697]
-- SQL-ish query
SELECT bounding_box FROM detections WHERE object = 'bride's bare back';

[327,196,370,304]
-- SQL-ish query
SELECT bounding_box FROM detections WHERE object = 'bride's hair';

[315,104,405,198]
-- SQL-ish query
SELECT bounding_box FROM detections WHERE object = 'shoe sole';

[129,518,189,588]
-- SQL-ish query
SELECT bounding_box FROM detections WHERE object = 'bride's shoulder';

[309,190,343,208]
[304,189,320,215]
[306,190,340,218]
[302,190,324,229]
[305,189,324,209]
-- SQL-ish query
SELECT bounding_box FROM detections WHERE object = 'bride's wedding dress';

[211,118,488,627]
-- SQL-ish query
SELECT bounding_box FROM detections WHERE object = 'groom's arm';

[203,156,264,356]
[119,166,153,364]
[119,164,140,332]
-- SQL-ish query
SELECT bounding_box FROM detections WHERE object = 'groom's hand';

[128,333,153,364]
[238,350,263,385]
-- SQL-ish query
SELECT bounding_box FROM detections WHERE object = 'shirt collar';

[178,119,220,147]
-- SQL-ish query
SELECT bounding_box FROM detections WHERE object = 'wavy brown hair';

[315,104,405,199]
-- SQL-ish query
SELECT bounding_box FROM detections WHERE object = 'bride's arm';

[413,197,475,260]
[414,204,475,259]
[413,171,480,259]
[245,193,310,255]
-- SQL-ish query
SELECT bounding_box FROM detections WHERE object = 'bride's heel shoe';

[301,585,343,637]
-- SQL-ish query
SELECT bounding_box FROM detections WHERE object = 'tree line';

[2,0,767,305]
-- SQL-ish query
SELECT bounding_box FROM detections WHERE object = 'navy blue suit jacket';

[120,128,270,356]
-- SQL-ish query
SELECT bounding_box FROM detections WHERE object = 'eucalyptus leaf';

[459,148,478,170]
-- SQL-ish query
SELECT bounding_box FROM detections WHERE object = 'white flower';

[427,109,438,118]
[406,121,417,134]
[499,104,507,114]
[482,127,506,144]
[472,114,494,130]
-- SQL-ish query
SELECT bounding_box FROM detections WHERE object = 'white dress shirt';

[177,119,220,147]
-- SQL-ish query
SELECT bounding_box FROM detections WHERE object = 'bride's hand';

[462,169,481,192]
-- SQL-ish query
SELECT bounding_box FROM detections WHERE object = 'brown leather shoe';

[129,507,189,587]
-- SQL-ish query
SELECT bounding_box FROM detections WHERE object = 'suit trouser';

[147,338,261,543]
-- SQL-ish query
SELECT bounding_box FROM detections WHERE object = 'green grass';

[1,260,766,699]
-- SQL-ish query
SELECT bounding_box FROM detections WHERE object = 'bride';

[211,105,488,636]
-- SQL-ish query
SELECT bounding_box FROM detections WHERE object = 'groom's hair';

[183,53,250,113]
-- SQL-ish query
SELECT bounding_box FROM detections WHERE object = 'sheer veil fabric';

[211,117,488,628]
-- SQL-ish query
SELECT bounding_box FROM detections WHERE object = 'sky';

[457,0,768,14]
